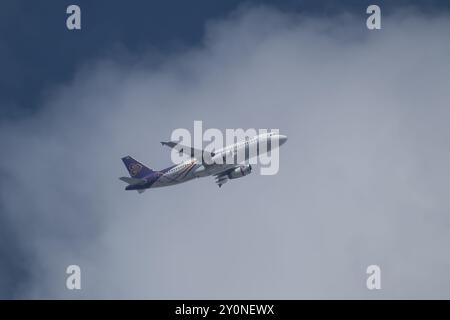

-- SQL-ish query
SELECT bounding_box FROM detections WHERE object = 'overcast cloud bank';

[1,6,450,298]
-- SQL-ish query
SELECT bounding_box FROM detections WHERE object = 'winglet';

[161,141,177,148]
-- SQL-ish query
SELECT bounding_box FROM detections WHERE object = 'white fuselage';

[151,133,287,188]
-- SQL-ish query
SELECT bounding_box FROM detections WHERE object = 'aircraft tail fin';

[121,156,154,178]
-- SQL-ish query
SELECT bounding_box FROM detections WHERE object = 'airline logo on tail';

[128,163,143,177]
[122,156,154,179]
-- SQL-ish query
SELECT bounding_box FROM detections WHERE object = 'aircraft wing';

[161,141,215,161]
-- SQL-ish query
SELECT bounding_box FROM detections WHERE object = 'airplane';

[119,132,287,192]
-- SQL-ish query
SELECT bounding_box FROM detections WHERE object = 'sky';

[1,0,450,299]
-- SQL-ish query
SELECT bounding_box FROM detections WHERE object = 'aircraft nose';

[279,134,288,146]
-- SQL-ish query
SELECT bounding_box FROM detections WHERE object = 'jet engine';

[228,164,252,179]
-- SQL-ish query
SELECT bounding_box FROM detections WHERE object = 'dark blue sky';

[1,0,449,117]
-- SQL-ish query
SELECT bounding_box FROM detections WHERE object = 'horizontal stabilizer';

[119,177,146,185]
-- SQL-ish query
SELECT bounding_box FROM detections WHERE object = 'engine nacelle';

[228,165,252,179]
